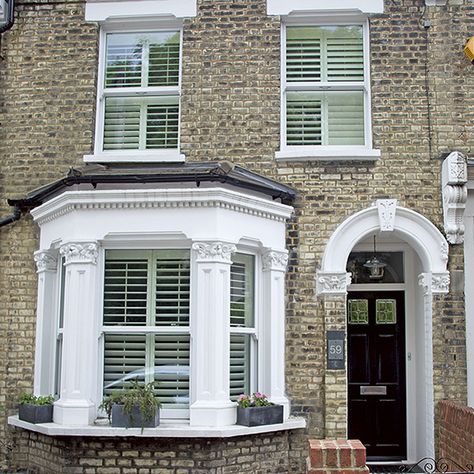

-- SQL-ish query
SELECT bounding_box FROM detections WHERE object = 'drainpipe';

[0,205,22,228]
[0,0,15,34]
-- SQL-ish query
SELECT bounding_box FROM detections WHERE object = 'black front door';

[347,291,406,460]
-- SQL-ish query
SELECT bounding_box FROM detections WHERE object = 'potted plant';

[99,379,160,431]
[18,393,54,424]
[236,392,283,427]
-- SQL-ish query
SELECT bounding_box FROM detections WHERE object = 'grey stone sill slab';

[8,415,306,438]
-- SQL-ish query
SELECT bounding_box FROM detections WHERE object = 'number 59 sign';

[327,331,345,370]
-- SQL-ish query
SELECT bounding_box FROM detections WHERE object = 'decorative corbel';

[441,151,468,244]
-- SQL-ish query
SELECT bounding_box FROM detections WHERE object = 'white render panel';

[267,0,384,16]
[32,188,292,251]
[85,0,197,22]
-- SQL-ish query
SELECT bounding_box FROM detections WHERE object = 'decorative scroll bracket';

[442,151,468,245]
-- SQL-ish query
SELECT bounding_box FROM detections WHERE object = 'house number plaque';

[327,331,345,370]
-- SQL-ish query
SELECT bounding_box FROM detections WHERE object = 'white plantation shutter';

[326,35,364,82]
[327,92,365,145]
[103,250,190,413]
[285,25,366,146]
[230,254,256,400]
[103,334,147,395]
[286,93,322,146]
[103,255,148,325]
[154,334,190,407]
[155,251,190,326]
[146,101,179,149]
[102,31,180,152]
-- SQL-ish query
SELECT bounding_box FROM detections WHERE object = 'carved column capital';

[262,250,288,272]
[316,271,352,296]
[59,242,99,265]
[192,241,236,264]
[418,271,450,295]
[34,250,58,273]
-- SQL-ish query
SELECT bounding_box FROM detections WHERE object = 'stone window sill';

[8,415,306,438]
[275,147,381,162]
[83,151,186,164]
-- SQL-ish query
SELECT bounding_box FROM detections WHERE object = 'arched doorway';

[317,200,450,462]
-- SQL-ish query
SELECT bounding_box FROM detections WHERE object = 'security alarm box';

[465,36,474,64]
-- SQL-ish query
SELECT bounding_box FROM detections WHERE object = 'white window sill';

[275,147,381,162]
[8,415,306,438]
[84,151,186,164]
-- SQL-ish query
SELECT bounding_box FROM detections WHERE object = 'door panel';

[348,291,406,460]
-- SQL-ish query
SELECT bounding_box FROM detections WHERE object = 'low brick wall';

[307,439,369,474]
[9,428,307,474]
[437,400,474,471]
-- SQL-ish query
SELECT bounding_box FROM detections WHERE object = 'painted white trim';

[275,147,380,161]
[8,415,306,437]
[318,203,449,294]
[90,25,184,162]
[31,188,294,226]
[85,0,197,23]
[464,192,474,408]
[277,18,377,161]
[267,0,384,16]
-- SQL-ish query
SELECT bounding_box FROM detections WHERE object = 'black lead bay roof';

[8,161,297,210]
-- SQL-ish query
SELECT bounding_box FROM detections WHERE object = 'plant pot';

[111,404,160,428]
[18,404,53,424]
[236,404,284,427]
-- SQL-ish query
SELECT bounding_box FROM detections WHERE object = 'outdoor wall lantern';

[363,235,386,280]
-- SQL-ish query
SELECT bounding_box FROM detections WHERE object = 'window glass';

[101,31,180,152]
[284,24,366,148]
[102,250,190,411]
[230,254,256,400]
[347,252,404,284]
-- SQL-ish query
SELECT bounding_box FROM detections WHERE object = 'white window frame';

[99,247,191,421]
[229,252,259,400]
[276,16,380,162]
[85,23,185,164]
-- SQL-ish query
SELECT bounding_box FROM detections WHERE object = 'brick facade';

[0,0,472,472]
[437,400,474,471]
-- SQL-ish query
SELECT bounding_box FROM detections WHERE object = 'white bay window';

[26,183,295,430]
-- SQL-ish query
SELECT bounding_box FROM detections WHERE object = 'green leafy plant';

[19,393,54,406]
[99,379,160,429]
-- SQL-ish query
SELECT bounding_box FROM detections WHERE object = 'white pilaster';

[54,242,100,426]
[33,249,58,396]
[190,241,237,427]
[260,250,290,419]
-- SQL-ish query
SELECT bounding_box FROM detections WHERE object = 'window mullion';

[139,100,148,150]
[145,252,156,384]
[322,93,329,146]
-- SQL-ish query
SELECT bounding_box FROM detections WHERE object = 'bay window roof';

[8,161,297,209]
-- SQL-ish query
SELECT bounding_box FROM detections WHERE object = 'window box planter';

[236,404,284,427]
[18,404,53,424]
[111,404,160,429]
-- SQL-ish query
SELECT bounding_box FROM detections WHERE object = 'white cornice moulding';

[30,188,294,226]
[267,0,384,16]
[85,0,197,23]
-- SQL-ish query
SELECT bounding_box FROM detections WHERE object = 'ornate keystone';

[376,199,398,232]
